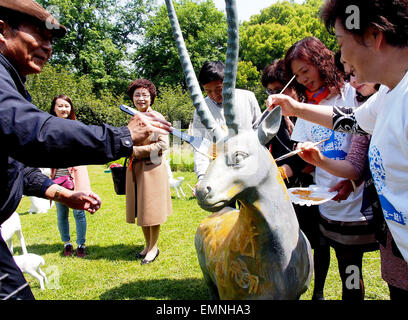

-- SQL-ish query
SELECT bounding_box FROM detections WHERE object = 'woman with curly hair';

[125,79,172,265]
[283,37,377,301]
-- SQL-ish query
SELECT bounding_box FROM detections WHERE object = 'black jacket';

[0,54,133,224]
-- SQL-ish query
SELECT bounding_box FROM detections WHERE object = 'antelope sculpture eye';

[231,151,248,166]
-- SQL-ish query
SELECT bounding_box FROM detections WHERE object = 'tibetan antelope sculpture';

[165,0,313,299]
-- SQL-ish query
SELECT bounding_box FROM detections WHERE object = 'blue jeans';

[55,202,87,246]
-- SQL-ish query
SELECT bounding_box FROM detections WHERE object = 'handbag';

[111,158,128,195]
[53,174,74,190]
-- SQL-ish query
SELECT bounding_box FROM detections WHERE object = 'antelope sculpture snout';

[165,0,313,299]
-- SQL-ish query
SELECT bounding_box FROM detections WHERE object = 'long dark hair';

[284,37,344,98]
[50,95,76,120]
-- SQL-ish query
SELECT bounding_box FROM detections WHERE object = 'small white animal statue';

[29,168,53,214]
[0,212,28,255]
[13,254,48,290]
[166,0,313,299]
[165,159,186,198]
[29,196,53,214]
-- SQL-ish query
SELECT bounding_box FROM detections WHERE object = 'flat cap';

[0,0,67,38]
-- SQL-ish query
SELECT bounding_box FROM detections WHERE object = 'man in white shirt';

[192,61,261,181]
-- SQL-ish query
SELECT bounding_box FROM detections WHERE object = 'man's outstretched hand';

[46,185,101,214]
[127,112,171,145]
[63,192,101,214]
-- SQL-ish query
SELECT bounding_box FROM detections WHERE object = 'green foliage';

[236,61,260,91]
[36,0,156,95]
[27,65,129,126]
[236,61,267,108]
[134,0,228,89]
[153,84,195,129]
[26,0,340,135]
[239,0,337,72]
[240,23,293,72]
[26,66,195,129]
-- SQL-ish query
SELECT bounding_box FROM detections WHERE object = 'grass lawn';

[14,165,389,300]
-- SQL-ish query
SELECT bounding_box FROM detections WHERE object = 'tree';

[36,0,155,95]
[239,0,337,71]
[27,65,129,126]
[133,0,228,89]
[154,84,195,128]
[240,23,293,72]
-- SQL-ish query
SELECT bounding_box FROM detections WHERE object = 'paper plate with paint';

[287,185,337,206]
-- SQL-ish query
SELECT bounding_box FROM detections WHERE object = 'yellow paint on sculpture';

[253,200,261,211]
[227,184,244,199]
[269,152,290,201]
[230,204,259,258]
[276,171,290,201]
[197,202,263,298]
[198,209,239,289]
[229,258,259,294]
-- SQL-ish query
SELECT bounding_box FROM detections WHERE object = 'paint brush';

[274,138,330,162]
[120,105,215,159]
[252,75,296,130]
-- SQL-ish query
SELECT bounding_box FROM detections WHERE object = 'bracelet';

[54,186,63,201]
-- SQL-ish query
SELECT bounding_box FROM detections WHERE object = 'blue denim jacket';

[0,54,133,224]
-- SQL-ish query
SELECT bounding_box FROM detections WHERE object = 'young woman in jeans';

[50,95,96,258]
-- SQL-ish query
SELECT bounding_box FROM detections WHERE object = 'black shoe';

[63,243,73,257]
[141,249,159,265]
[312,292,325,301]
[135,252,146,260]
[76,245,86,258]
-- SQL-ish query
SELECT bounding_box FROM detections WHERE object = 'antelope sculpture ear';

[257,106,282,145]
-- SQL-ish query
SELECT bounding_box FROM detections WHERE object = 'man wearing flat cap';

[0,0,170,300]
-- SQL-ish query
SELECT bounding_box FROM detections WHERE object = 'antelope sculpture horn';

[223,0,239,135]
[166,0,313,300]
[165,0,225,143]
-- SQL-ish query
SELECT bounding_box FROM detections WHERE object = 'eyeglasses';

[266,88,283,96]
[134,94,151,99]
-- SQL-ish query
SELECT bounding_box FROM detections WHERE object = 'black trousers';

[0,234,35,300]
